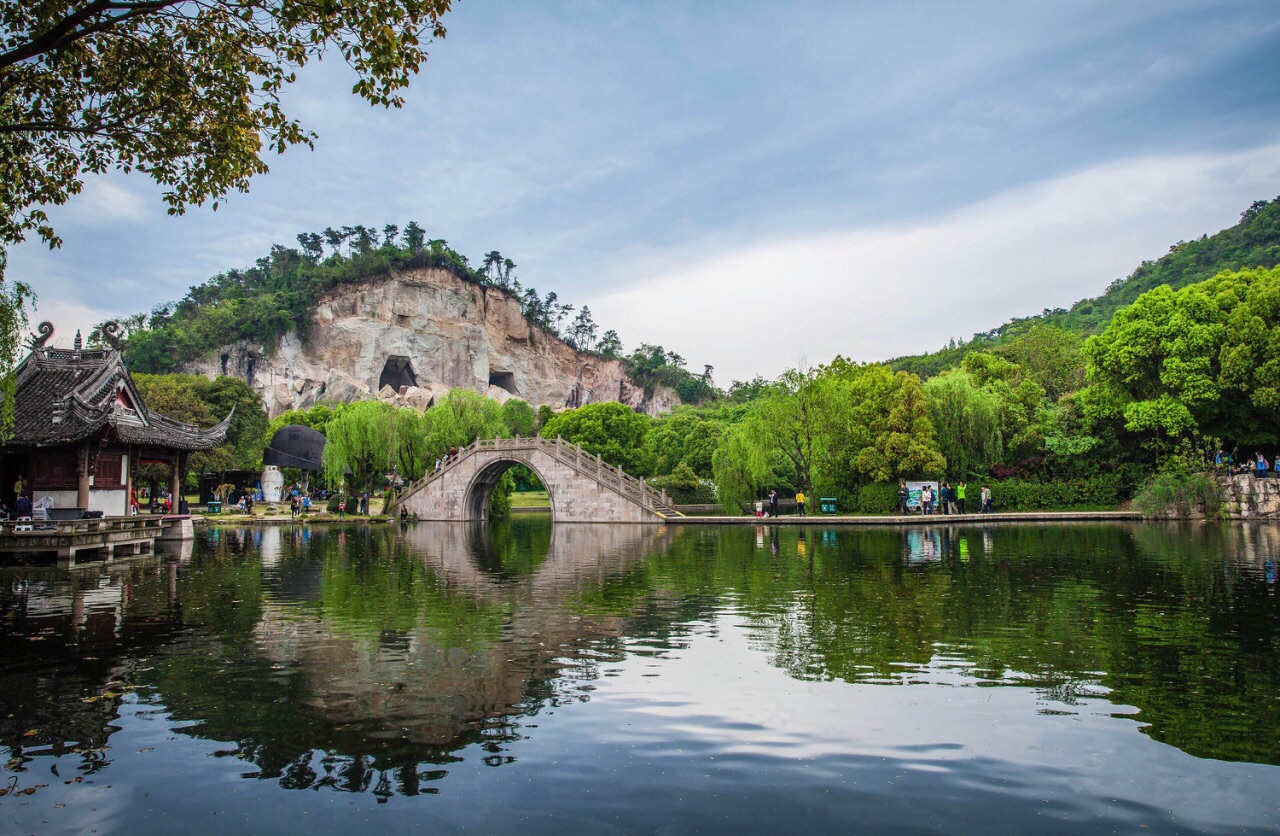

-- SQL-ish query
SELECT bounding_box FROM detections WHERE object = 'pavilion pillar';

[124,446,136,516]
[171,452,185,511]
[77,442,91,510]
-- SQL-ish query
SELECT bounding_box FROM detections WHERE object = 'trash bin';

[820,497,838,514]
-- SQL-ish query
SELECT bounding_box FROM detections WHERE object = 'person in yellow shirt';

[795,491,806,516]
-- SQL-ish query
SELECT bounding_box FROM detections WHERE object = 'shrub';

[984,473,1129,510]
[856,483,901,515]
[650,463,717,504]
[1132,472,1221,518]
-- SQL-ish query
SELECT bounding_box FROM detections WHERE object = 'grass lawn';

[511,490,550,508]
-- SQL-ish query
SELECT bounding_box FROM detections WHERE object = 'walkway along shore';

[665,510,1142,526]
[195,510,1141,526]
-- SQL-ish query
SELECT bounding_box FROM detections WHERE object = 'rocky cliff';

[181,267,680,418]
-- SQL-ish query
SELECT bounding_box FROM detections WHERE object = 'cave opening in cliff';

[379,356,418,391]
[488,371,519,397]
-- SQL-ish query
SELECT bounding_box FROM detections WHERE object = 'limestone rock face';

[1220,473,1280,518]
[180,267,682,418]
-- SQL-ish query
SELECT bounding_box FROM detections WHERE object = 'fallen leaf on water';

[138,748,154,753]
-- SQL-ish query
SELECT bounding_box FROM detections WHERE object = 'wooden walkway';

[667,510,1142,526]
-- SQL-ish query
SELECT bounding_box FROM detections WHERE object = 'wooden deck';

[0,516,165,565]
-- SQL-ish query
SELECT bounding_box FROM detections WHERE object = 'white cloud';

[60,175,151,226]
[588,141,1280,384]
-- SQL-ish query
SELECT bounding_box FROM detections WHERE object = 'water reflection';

[2,520,1280,814]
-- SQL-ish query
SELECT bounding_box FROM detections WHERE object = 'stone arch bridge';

[393,436,684,523]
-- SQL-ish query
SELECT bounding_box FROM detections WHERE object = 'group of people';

[753,488,807,519]
[1214,449,1280,478]
[8,474,32,520]
[288,491,312,519]
[130,488,173,515]
[433,447,461,473]
[902,481,992,516]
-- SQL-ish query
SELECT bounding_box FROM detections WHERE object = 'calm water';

[2,520,1279,834]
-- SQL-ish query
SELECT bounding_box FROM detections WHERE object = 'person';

[1256,452,1269,478]
[769,489,778,518]
[795,491,806,517]
[163,492,172,513]
[1214,448,1225,470]
[130,488,140,516]
[338,497,346,519]
[899,482,909,515]
[290,494,299,519]
[400,505,409,522]
[940,483,951,515]
[434,457,442,473]
[754,500,763,519]
[981,485,992,514]
[302,494,312,514]
[13,473,25,499]
[920,485,931,516]
[449,446,458,463]
[245,493,253,515]
[14,492,32,519]
[956,481,967,514]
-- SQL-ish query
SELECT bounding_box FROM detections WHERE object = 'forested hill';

[109,223,717,403]
[891,196,1280,378]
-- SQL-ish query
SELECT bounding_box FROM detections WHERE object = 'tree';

[540,402,655,476]
[0,273,33,439]
[421,389,508,457]
[322,399,398,495]
[0,0,454,250]
[711,423,772,514]
[403,221,426,253]
[856,372,947,481]
[132,372,268,482]
[296,233,324,264]
[598,329,622,359]
[566,306,598,351]
[1082,265,1280,452]
[923,371,1004,479]
[500,398,537,438]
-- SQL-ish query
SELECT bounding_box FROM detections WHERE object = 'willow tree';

[322,400,399,496]
[923,371,1004,480]
[711,423,773,514]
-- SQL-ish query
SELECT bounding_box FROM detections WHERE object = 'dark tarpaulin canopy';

[263,425,326,471]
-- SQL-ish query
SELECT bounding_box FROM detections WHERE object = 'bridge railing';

[393,434,675,515]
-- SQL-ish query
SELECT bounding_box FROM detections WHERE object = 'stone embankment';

[1219,473,1280,518]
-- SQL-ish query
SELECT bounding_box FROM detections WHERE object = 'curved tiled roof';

[10,345,231,450]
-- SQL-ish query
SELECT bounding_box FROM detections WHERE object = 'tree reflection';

[2,520,1280,800]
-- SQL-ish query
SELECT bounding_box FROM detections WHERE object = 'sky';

[13,0,1280,384]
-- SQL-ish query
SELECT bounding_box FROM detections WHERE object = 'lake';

[2,519,1279,834]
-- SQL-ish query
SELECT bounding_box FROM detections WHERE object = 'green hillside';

[891,197,1280,378]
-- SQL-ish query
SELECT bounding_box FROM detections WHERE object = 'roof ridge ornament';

[27,321,53,350]
[100,321,124,350]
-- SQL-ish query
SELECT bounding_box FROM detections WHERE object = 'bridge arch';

[395,436,680,524]
[462,457,557,522]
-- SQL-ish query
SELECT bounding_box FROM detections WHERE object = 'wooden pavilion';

[2,322,232,517]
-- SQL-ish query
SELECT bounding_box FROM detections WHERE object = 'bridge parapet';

[393,435,682,523]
